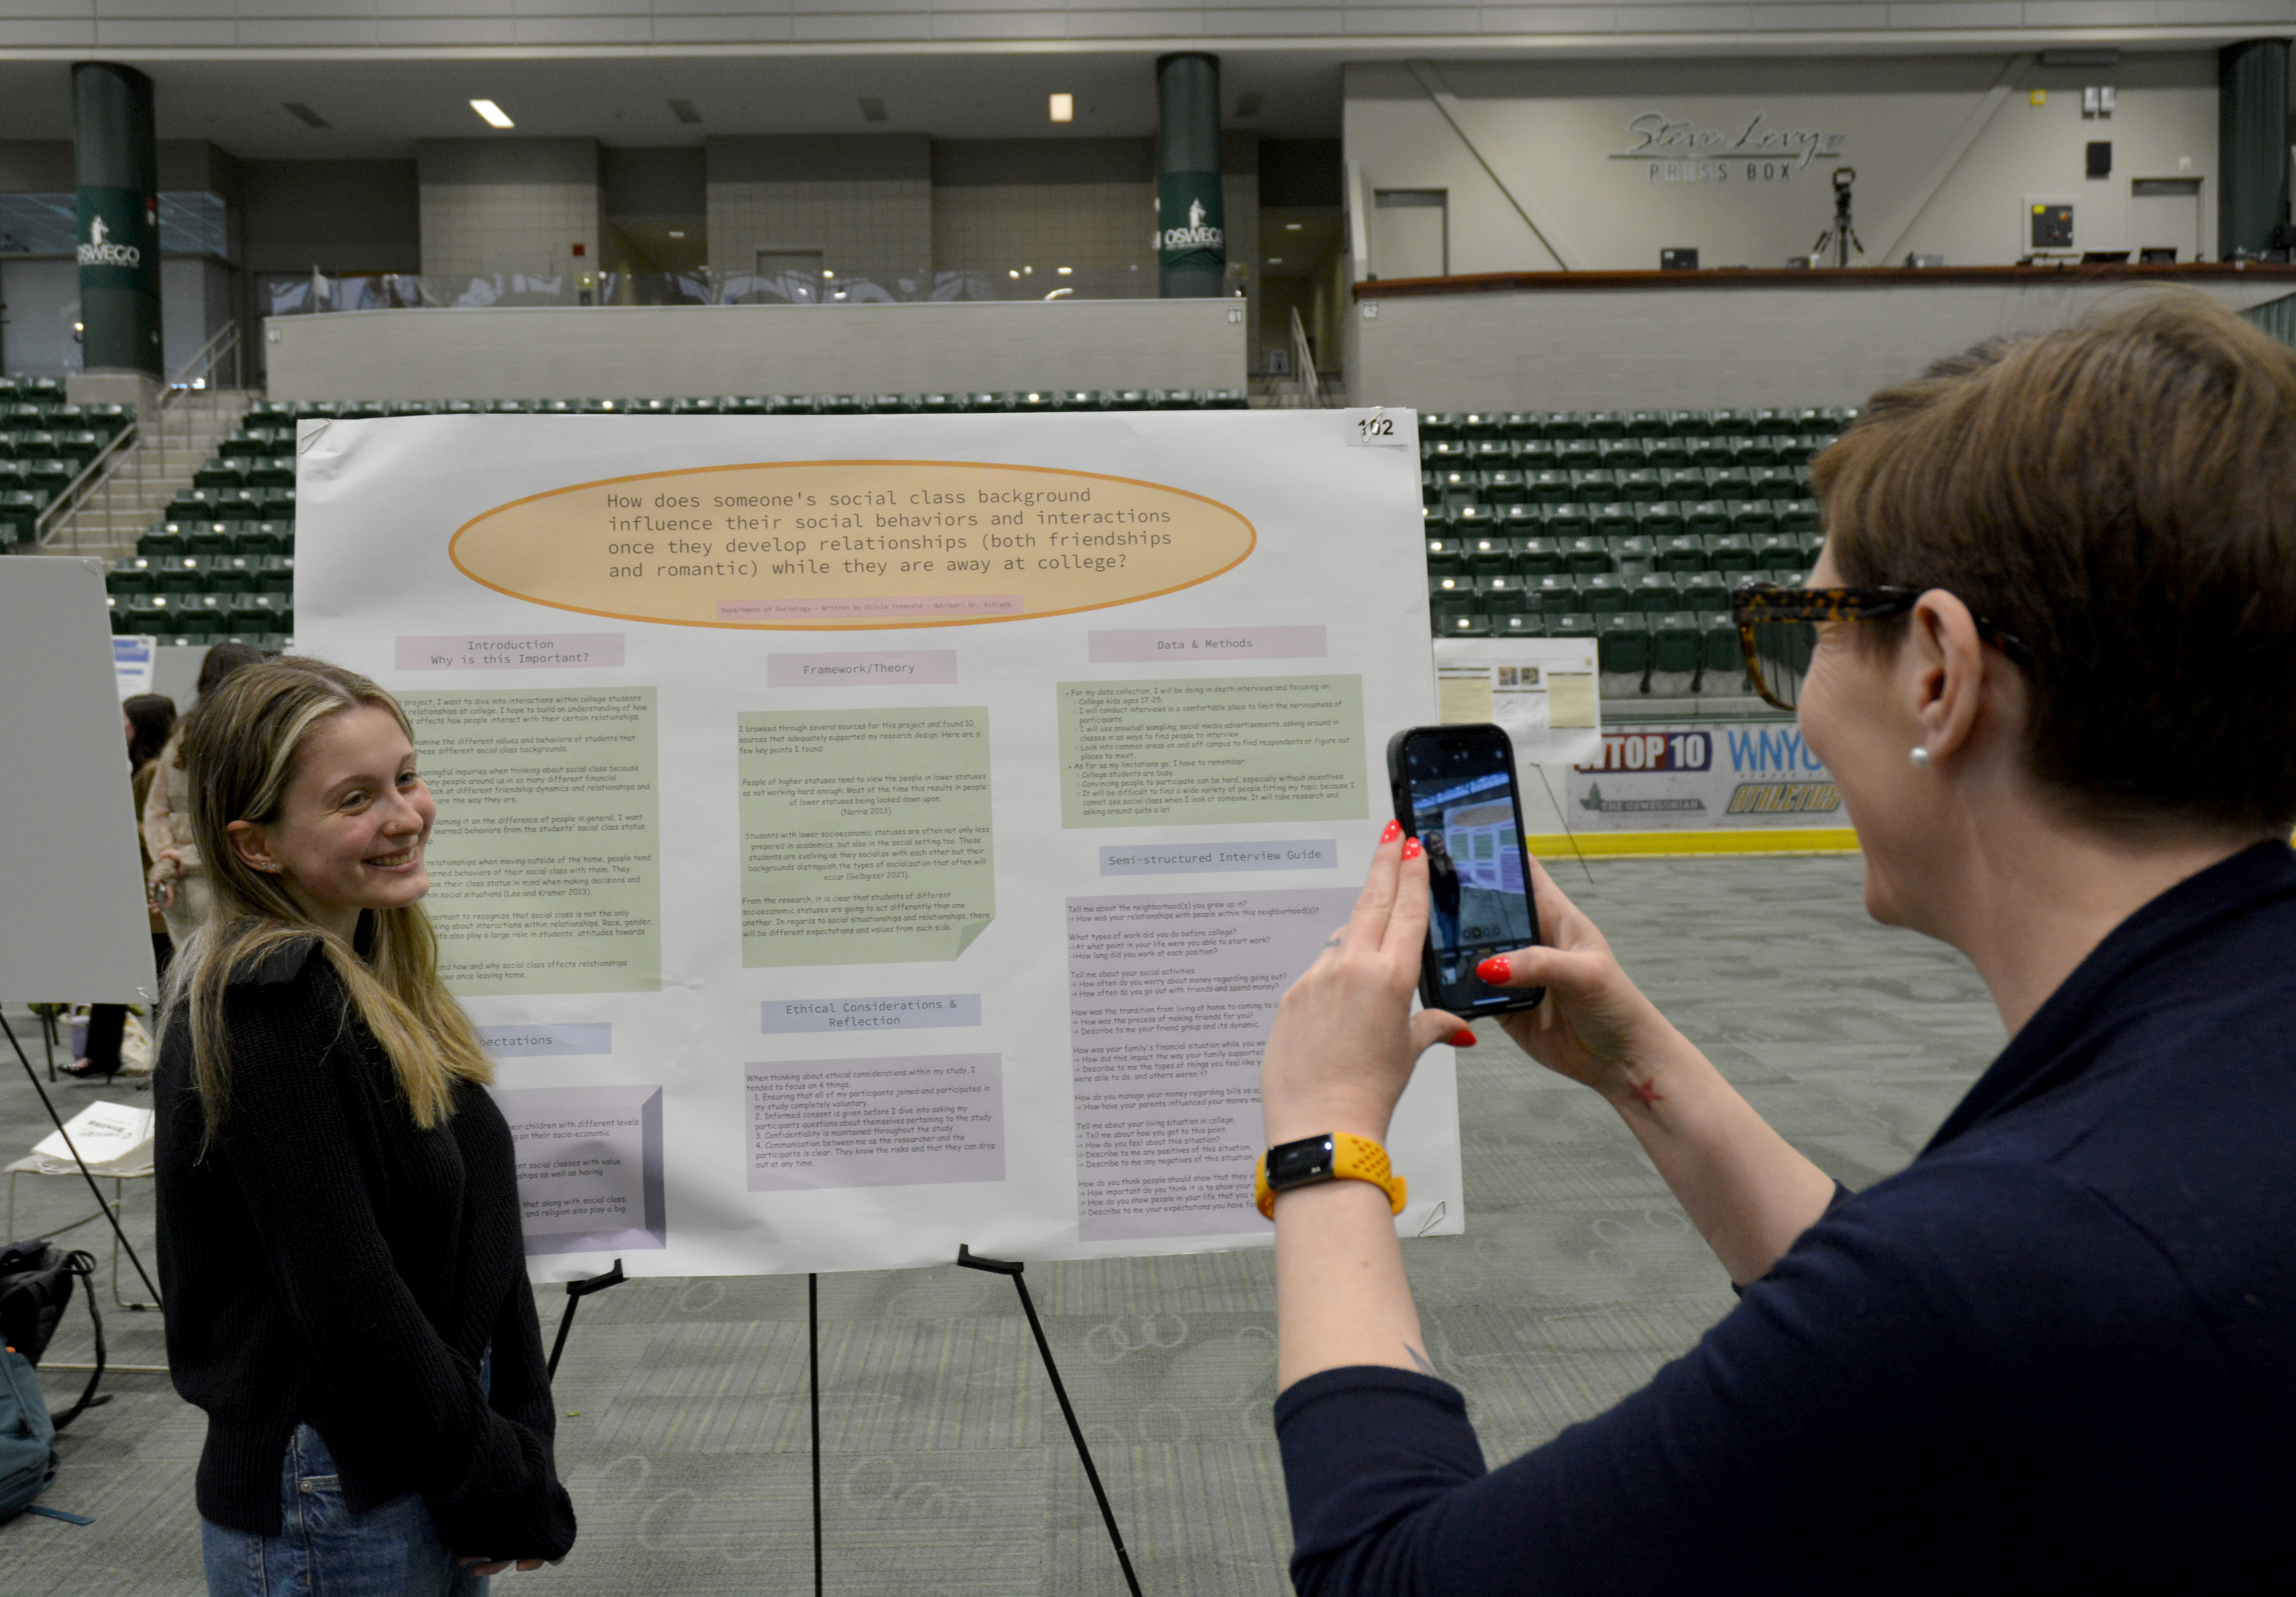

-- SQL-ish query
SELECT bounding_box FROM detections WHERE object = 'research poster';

[296,410,1461,1280]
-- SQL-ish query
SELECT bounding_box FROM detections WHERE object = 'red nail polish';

[1400,836,1423,860]
[1476,954,1511,984]
[1450,1029,1477,1047]
[1380,819,1402,843]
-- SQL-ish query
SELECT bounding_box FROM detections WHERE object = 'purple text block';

[1087,626,1328,663]
[768,650,959,688]
[746,1053,1003,1192]
[493,1084,665,1256]
[397,633,623,671]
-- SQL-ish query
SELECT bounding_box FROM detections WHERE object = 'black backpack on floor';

[0,1244,106,1432]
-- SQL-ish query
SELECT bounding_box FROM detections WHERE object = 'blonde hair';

[161,656,492,1148]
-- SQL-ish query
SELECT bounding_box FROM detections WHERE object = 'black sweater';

[154,936,576,1559]
[1277,840,2296,1595]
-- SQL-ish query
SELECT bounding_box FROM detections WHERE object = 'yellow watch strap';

[1255,1132,1407,1220]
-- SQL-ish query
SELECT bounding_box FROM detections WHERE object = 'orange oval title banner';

[450,459,1257,630]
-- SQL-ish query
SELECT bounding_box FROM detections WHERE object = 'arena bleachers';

[1416,405,1839,695]
[0,376,134,547]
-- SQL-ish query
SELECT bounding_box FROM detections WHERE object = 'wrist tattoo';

[1403,1341,1438,1378]
[1625,1078,1664,1108]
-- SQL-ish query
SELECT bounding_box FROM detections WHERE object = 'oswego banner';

[296,410,1463,1280]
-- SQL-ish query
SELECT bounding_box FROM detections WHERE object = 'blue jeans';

[201,1423,489,1597]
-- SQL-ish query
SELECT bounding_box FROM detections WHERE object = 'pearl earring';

[1909,746,1931,767]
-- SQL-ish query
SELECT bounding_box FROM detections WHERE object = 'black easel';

[957,1245,1144,1597]
[0,1006,163,1310]
[808,1272,822,1597]
[544,1259,627,1379]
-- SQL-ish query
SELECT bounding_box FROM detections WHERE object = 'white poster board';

[0,558,165,1005]
[297,410,1463,1279]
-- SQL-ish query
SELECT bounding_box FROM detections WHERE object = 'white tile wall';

[420,180,601,280]
[708,178,933,277]
[931,182,1159,273]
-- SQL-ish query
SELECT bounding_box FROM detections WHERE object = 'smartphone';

[1385,724,1547,1017]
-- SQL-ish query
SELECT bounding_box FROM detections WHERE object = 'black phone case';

[1385,725,1548,1017]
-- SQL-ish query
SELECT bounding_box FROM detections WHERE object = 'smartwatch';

[1255,1132,1406,1220]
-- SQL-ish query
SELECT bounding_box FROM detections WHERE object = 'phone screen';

[1391,726,1543,1015]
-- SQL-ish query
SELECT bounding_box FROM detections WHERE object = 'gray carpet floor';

[0,854,2004,1595]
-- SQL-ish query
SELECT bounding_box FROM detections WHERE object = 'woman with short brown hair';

[1262,295,2296,1594]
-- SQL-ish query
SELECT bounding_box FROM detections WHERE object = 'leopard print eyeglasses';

[1727,583,2036,711]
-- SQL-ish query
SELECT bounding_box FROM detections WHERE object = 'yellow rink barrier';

[1527,827,1861,858]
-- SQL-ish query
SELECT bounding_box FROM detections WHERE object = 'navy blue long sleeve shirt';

[1276,841,2296,1595]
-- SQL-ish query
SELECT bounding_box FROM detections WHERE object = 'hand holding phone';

[1385,724,1546,1018]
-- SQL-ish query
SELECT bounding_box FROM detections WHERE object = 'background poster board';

[296,409,1462,1279]
[0,558,166,1007]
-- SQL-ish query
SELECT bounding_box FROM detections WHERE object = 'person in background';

[67,691,180,1080]
[156,656,574,1596]
[145,642,265,950]
[1258,296,2296,1593]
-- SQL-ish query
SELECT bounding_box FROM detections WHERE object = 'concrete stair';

[34,389,257,563]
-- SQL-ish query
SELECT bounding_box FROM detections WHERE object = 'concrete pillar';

[71,63,162,389]
[2217,39,2289,260]
[1156,54,1226,299]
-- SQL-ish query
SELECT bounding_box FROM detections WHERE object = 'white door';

[1370,190,1447,280]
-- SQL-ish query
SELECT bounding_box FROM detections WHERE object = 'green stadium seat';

[1700,612,1744,679]
[487,399,530,413]
[1643,436,1690,468]
[1686,437,1732,470]
[1549,610,1599,639]
[1563,534,1610,574]
[1747,466,1798,497]
[0,490,39,546]
[155,555,210,594]
[1433,468,1475,501]
[1680,570,1731,609]
[1418,413,1460,440]
[1653,533,1706,572]
[1458,412,1502,439]
[237,522,291,555]
[1529,573,1578,607]
[1606,532,1652,565]
[1464,536,1513,576]
[231,592,292,632]
[1624,411,1667,438]
[1438,605,1493,637]
[1731,500,1780,537]
[1778,498,1822,535]
[248,459,296,489]
[1704,465,1755,499]
[1756,533,1801,566]
[1493,412,1538,441]
[1421,504,1452,533]
[1651,611,1701,674]
[1585,411,1627,439]
[1425,537,1465,575]
[1452,503,1494,534]
[1513,535,1561,574]
[1636,500,1686,539]
[1480,469,1526,504]
[1702,530,1755,568]
[1591,503,1637,538]
[915,393,963,412]
[675,397,729,413]
[106,558,159,596]
[1570,469,1619,504]
[258,555,295,593]
[1469,438,1513,464]
[1558,439,1601,471]
[136,524,184,557]
[1516,439,1558,472]
[1421,470,1442,506]
[1599,438,1647,469]
[1544,411,1588,441]
[1495,611,1546,637]
[1425,439,1468,464]
[1011,390,1057,412]
[1582,574,1629,613]
[1685,500,1731,537]
[124,595,181,635]
[1528,469,1572,505]
[1428,574,1475,607]
[1726,434,1777,467]
[208,556,260,594]
[1618,468,1664,502]
[1496,504,1543,536]
[1659,467,1707,498]
[1202,388,1249,410]
[1598,612,1651,674]
[1632,572,1680,613]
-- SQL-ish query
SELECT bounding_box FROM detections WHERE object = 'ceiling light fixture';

[1057,266,1072,275]
[1285,222,1303,231]
[1049,93,1074,123]
[667,230,686,238]
[859,96,887,123]
[1267,257,1283,264]
[470,99,514,129]
[283,102,331,129]
[668,98,702,125]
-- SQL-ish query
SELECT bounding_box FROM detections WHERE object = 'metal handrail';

[162,320,241,410]
[1290,307,1325,408]
[32,420,140,547]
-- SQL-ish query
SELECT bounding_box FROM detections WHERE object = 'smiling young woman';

[155,658,575,1596]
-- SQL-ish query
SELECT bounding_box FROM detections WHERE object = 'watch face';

[1267,1135,1336,1190]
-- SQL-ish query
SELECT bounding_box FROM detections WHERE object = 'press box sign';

[1570,724,1842,829]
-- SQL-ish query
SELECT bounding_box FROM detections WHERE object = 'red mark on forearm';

[1625,1079,1664,1108]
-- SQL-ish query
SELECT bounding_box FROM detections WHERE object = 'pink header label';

[768,651,959,687]
[717,595,1024,622]
[1087,626,1329,663]
[396,633,623,671]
